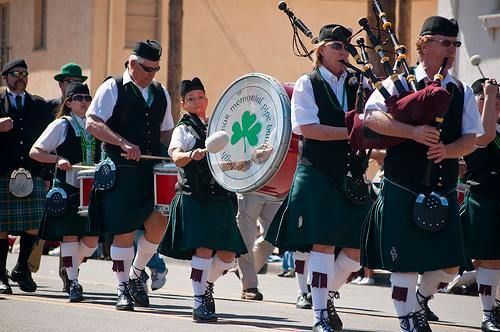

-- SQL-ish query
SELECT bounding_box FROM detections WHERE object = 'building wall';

[0,0,92,99]
[2,0,437,106]
[438,0,500,85]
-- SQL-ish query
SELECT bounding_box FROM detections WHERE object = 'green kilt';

[88,157,156,235]
[159,194,247,260]
[39,182,98,241]
[361,177,466,272]
[461,187,500,260]
[265,165,371,252]
[0,175,45,233]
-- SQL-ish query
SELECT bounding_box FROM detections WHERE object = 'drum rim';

[207,72,292,193]
[153,162,177,173]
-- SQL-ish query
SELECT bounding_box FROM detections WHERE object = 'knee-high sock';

[110,246,134,294]
[60,242,80,282]
[308,251,334,325]
[417,269,455,310]
[17,232,38,270]
[0,239,8,274]
[295,251,309,295]
[130,236,158,279]
[329,251,361,292]
[477,267,500,321]
[390,272,418,332]
[207,256,236,284]
[191,256,213,309]
[78,240,97,266]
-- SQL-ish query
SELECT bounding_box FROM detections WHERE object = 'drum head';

[207,73,292,193]
[153,162,177,174]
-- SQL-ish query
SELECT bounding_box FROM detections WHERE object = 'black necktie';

[15,95,22,111]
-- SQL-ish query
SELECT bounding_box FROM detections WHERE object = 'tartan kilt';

[88,158,156,235]
[159,194,247,260]
[38,182,99,241]
[461,187,500,260]
[0,175,45,233]
[265,164,370,252]
[361,177,466,272]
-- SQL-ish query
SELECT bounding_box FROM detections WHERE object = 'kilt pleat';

[0,176,45,233]
[159,194,247,260]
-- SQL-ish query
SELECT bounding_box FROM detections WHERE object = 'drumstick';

[71,165,96,170]
[120,153,171,161]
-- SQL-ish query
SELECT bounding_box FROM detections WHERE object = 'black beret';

[420,16,459,37]
[181,77,205,98]
[131,40,162,61]
[66,82,90,98]
[471,78,488,95]
[314,24,352,45]
[2,59,28,76]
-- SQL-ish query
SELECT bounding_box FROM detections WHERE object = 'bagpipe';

[278,0,452,153]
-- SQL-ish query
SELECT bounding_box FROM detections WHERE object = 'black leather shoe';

[116,291,134,311]
[413,310,432,332]
[296,293,312,309]
[60,267,70,293]
[482,319,500,332]
[241,288,263,300]
[417,291,439,322]
[0,270,12,294]
[204,282,215,314]
[69,281,84,303]
[129,277,149,307]
[10,267,37,292]
[313,310,335,332]
[327,292,343,330]
[193,302,217,323]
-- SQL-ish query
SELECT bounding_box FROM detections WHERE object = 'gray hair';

[129,54,145,64]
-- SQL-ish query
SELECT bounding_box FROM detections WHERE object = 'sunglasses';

[8,71,29,78]
[430,39,462,48]
[325,42,347,51]
[139,63,160,73]
[72,94,92,102]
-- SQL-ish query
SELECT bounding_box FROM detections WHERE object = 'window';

[34,0,47,50]
[125,0,160,48]
[0,4,9,72]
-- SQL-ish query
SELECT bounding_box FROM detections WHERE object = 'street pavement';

[0,254,483,332]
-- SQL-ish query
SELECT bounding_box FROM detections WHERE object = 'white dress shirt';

[33,115,86,153]
[87,69,174,132]
[291,66,370,135]
[168,114,206,157]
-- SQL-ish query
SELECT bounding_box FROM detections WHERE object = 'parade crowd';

[0,13,499,332]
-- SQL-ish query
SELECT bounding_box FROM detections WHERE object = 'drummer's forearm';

[29,147,60,164]
[86,115,129,149]
[299,124,348,141]
[172,149,192,168]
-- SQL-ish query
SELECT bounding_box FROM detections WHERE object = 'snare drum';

[153,163,177,215]
[77,169,95,216]
[207,73,298,198]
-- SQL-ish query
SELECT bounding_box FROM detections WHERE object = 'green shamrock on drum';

[231,111,262,153]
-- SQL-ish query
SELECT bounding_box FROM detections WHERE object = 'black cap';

[181,77,205,98]
[420,16,459,37]
[313,24,352,44]
[2,59,28,76]
[471,78,488,95]
[131,40,162,61]
[66,82,90,98]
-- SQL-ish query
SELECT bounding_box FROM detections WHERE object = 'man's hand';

[484,78,498,98]
[56,157,72,171]
[427,143,448,163]
[0,117,14,132]
[120,141,141,161]
[411,125,441,146]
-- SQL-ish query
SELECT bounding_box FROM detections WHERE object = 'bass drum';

[207,73,298,198]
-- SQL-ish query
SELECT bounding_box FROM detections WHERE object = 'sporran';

[413,192,449,232]
[94,158,116,190]
[9,168,34,198]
